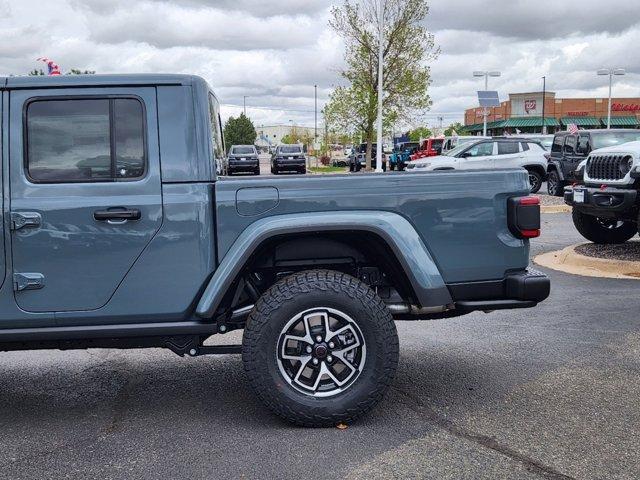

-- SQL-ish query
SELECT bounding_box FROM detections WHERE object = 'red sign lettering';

[612,103,640,112]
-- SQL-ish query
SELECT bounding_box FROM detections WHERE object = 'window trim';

[23,94,148,185]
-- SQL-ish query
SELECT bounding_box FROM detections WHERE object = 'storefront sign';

[612,103,640,112]
[566,111,589,117]
[525,99,537,114]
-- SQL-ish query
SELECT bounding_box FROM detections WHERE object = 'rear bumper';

[449,269,550,312]
[564,185,637,214]
[274,159,306,169]
[228,159,259,171]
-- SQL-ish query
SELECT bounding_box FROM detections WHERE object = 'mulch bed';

[575,241,640,262]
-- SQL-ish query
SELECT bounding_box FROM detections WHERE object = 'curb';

[540,204,571,214]
[534,244,640,280]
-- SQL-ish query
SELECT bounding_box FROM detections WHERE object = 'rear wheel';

[547,170,564,197]
[242,270,399,427]
[572,209,637,244]
[390,164,396,171]
[254,167,260,175]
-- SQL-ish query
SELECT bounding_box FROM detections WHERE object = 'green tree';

[66,69,96,75]
[223,114,257,152]
[324,0,438,170]
[408,126,432,141]
[444,122,468,136]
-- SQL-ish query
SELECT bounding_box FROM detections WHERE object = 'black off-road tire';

[572,208,637,244]
[242,270,399,427]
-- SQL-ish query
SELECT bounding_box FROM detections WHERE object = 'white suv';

[406,138,548,193]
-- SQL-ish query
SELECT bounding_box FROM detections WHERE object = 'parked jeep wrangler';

[0,74,549,426]
[348,143,387,172]
[565,140,640,244]
[547,129,640,196]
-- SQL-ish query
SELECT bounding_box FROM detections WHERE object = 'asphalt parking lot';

[1,208,639,479]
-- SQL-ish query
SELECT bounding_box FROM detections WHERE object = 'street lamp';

[473,70,501,136]
[243,96,249,116]
[598,68,626,129]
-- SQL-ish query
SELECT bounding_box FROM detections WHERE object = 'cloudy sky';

[1,0,640,129]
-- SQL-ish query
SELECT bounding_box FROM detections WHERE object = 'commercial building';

[255,124,319,149]
[464,92,640,135]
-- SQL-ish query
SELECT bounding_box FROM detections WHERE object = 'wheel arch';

[195,211,452,319]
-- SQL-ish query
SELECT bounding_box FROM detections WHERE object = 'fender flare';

[547,161,565,181]
[195,211,452,318]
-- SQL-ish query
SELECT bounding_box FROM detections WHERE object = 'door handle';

[93,208,141,222]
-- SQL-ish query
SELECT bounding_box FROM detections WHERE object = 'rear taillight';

[507,196,541,239]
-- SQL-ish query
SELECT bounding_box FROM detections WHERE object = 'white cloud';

[0,0,639,128]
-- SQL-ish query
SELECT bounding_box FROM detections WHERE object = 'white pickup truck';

[406,137,548,193]
[565,140,640,244]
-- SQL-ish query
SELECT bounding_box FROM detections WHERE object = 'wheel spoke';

[293,356,314,390]
[281,335,311,361]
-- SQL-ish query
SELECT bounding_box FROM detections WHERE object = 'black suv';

[546,129,640,196]
[271,144,306,174]
[227,145,260,175]
[348,143,387,172]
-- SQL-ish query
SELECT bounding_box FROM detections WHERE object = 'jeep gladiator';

[0,74,549,426]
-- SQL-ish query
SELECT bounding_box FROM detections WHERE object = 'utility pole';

[243,96,248,116]
[541,76,546,135]
[375,0,384,173]
[314,85,318,149]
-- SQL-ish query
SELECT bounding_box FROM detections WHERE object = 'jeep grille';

[586,154,628,181]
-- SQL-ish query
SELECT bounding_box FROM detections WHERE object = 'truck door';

[562,135,583,180]
[9,88,162,313]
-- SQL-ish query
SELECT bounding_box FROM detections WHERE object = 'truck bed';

[215,169,531,284]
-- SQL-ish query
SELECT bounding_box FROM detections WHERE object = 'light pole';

[473,70,501,136]
[598,68,626,129]
[243,96,248,116]
[541,76,546,134]
[375,0,384,173]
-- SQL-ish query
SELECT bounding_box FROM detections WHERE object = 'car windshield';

[591,132,640,149]
[232,146,254,155]
[444,141,481,157]
[279,146,303,154]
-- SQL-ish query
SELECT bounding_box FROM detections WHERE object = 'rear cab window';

[232,146,255,155]
[278,146,303,155]
[26,98,146,183]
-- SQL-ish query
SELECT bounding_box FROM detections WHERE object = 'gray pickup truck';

[0,74,549,426]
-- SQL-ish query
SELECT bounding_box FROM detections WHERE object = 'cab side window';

[563,135,577,155]
[26,98,146,183]
[551,136,563,154]
[465,142,494,157]
[497,141,519,155]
